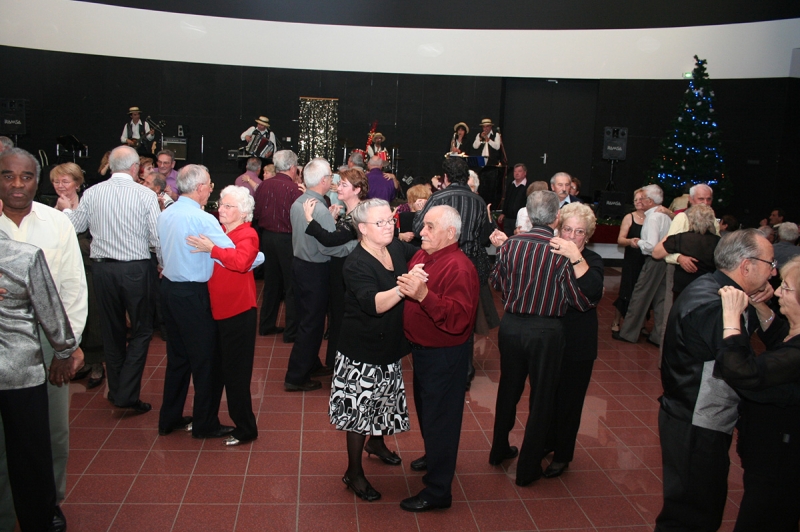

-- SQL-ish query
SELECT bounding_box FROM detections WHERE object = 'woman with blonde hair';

[543,202,604,478]
[51,162,106,388]
[611,188,648,333]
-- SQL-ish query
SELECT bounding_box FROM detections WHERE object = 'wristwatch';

[571,257,585,265]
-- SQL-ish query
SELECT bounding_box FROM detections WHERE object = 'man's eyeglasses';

[748,257,777,270]
[364,218,397,228]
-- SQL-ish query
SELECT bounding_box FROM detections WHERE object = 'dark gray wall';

[2,45,798,223]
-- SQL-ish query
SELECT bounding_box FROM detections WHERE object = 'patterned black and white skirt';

[329,352,409,436]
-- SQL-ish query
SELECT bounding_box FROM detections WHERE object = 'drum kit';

[338,137,403,174]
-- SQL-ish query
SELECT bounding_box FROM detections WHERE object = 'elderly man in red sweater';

[396,205,480,512]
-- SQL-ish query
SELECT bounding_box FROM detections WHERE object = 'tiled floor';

[60,269,744,531]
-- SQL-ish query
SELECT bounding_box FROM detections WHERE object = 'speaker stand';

[605,159,618,191]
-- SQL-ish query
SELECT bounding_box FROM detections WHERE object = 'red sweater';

[403,243,479,348]
[208,222,259,320]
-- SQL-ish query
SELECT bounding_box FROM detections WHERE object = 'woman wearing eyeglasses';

[717,256,800,531]
[542,202,604,478]
[329,198,421,502]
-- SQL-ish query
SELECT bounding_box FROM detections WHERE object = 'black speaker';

[0,99,26,135]
[602,127,627,160]
[598,191,627,218]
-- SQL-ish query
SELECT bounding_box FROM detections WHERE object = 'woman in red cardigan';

[187,185,259,446]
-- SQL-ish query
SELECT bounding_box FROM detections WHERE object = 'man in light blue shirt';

[157,164,263,438]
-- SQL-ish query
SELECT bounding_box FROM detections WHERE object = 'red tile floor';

[60,269,744,531]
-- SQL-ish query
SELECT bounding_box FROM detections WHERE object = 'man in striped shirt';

[488,190,593,486]
[63,145,162,414]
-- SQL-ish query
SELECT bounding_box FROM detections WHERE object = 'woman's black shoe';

[342,475,381,501]
[86,367,105,389]
[364,441,402,465]
[72,366,91,381]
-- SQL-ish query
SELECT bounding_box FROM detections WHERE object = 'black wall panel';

[1,45,796,223]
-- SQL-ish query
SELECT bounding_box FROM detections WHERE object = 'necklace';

[361,241,393,270]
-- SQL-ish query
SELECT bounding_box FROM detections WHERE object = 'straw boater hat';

[372,132,385,143]
[255,116,270,127]
[479,118,494,127]
[128,106,141,115]
[453,122,469,134]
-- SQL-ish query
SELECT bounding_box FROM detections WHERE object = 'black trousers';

[325,258,346,369]
[0,384,57,532]
[492,313,564,484]
[502,216,517,237]
[92,259,153,407]
[655,408,731,532]
[259,231,297,341]
[217,308,258,441]
[478,166,500,207]
[733,402,800,532]
[159,279,223,435]
[412,341,470,505]
[284,259,329,385]
[545,359,595,463]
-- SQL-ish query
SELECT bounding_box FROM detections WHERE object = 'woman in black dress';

[543,202,604,478]
[329,199,420,501]
[612,188,647,333]
[718,257,800,531]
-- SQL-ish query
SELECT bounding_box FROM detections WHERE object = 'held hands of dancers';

[397,264,428,302]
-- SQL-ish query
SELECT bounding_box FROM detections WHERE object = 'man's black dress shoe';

[488,445,519,465]
[284,380,322,392]
[86,367,105,390]
[119,400,151,414]
[410,455,427,471]
[364,440,402,465]
[283,336,296,344]
[49,505,67,532]
[311,365,334,377]
[543,461,569,478]
[192,425,235,439]
[259,326,285,336]
[400,495,451,512]
[159,416,193,436]
[646,337,660,348]
[342,475,381,501]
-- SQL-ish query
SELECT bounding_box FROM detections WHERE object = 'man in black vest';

[120,106,154,156]
[498,163,528,236]
[472,118,503,206]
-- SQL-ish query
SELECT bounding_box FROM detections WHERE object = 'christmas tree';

[644,55,732,207]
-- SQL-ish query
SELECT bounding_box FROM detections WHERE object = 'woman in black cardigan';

[328,199,420,502]
[544,202,605,478]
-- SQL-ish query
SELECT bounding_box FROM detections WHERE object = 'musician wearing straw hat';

[241,116,277,161]
[121,106,155,156]
[366,132,388,161]
[472,118,503,206]
[450,122,470,155]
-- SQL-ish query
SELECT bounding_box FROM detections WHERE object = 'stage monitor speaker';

[0,99,26,135]
[163,137,187,160]
[602,126,627,160]
[598,191,627,219]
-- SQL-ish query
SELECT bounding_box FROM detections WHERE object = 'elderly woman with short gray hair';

[330,198,420,502]
[187,185,260,446]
